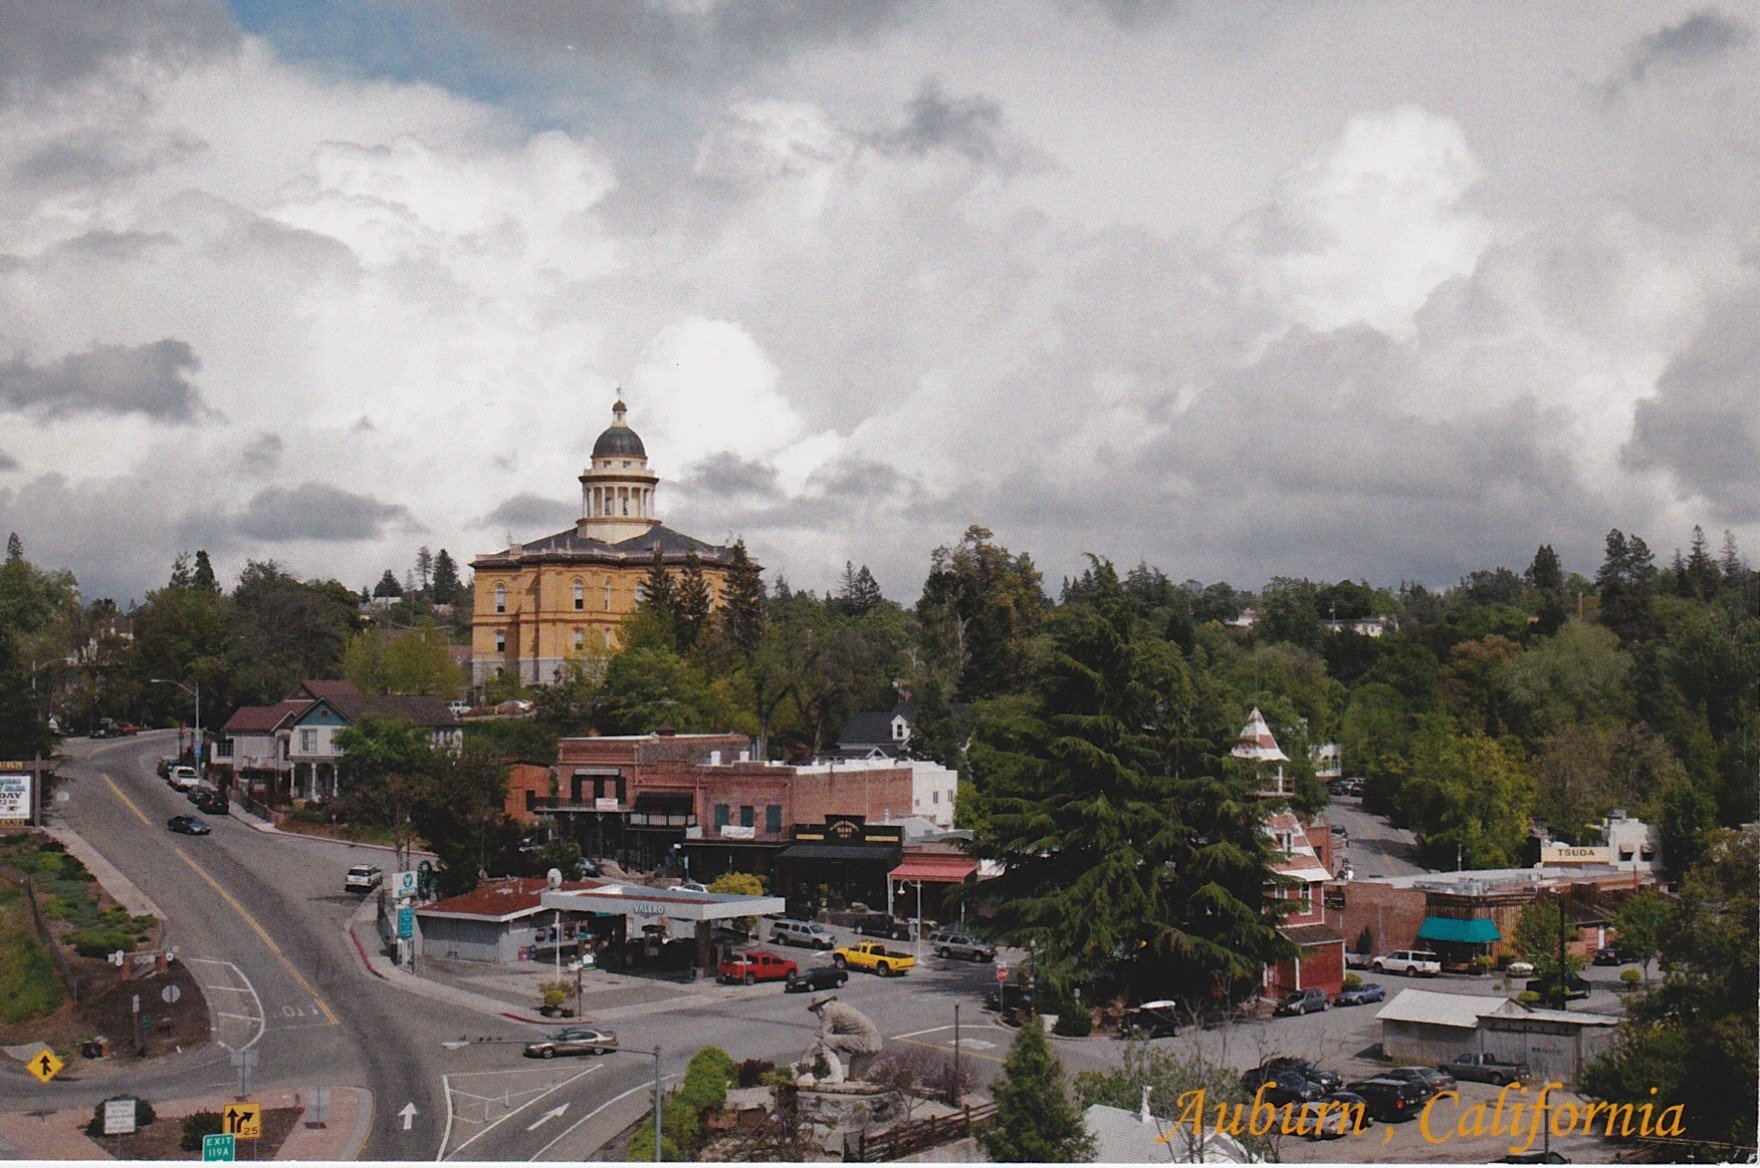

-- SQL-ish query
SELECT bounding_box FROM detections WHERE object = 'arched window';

[494,584,506,614]
[494,630,506,653]
[573,579,584,611]
[603,581,612,610]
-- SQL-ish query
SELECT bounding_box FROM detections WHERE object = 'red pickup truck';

[717,949,798,985]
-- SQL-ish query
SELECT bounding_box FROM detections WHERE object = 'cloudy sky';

[2,1,1757,604]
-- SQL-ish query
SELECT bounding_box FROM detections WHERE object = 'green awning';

[1418,916,1501,944]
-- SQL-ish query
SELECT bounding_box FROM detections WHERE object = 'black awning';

[633,792,693,812]
[779,843,903,865]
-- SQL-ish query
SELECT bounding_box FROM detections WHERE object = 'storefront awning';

[889,856,978,883]
[1418,916,1501,944]
[780,843,903,865]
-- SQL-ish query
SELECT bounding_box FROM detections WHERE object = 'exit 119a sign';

[202,1133,235,1161]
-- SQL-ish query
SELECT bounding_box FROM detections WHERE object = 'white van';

[769,920,835,950]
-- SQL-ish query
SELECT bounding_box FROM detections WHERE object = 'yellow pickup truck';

[831,940,916,977]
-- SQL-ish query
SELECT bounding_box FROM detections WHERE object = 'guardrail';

[842,1103,996,1162]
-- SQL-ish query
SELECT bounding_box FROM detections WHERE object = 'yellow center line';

[100,772,339,1026]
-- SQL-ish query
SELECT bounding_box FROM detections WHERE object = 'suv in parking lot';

[1347,1077,1428,1122]
[933,932,996,962]
[345,864,384,893]
[852,913,911,941]
[770,919,836,950]
[1373,949,1442,977]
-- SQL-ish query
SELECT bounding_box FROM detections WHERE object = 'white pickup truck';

[1372,949,1442,977]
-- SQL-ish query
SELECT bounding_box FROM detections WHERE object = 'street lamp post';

[150,678,201,778]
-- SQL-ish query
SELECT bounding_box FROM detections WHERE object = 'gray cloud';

[477,492,577,534]
[0,339,203,421]
[0,449,15,471]
[874,78,1018,168]
[0,0,236,103]
[676,452,783,500]
[1623,289,1760,522]
[1606,8,1753,95]
[238,433,284,479]
[235,483,417,542]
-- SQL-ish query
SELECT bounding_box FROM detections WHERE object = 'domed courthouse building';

[470,402,743,688]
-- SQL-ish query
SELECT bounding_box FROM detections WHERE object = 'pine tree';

[5,533,21,562]
[1526,544,1567,635]
[192,550,218,594]
[415,546,433,593]
[373,570,404,599]
[169,553,193,589]
[431,549,459,605]
[1719,530,1744,580]
[838,564,882,615]
[1681,526,1720,599]
[640,550,677,617]
[720,540,765,657]
[980,1016,1094,1162]
[674,553,712,652]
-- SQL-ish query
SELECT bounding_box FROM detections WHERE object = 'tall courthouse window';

[494,584,506,613]
[573,580,584,610]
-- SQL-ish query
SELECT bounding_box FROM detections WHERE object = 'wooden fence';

[842,1103,996,1162]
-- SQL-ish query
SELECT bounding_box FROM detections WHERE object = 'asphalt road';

[1324,794,1429,880]
[1,733,531,1160]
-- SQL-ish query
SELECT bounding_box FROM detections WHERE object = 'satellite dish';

[546,868,563,890]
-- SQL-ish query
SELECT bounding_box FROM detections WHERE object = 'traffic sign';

[222,1102,262,1140]
[393,870,419,897]
[104,1098,138,1135]
[202,1133,235,1161]
[27,1048,63,1083]
[995,965,1009,984]
[162,984,182,1004]
[398,906,415,939]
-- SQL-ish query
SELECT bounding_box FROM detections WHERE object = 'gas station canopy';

[539,883,785,923]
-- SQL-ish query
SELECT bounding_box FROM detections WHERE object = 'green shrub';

[85,1096,155,1137]
[67,927,137,959]
[179,1111,224,1151]
[1341,972,1363,991]
[1619,968,1643,986]
[1515,990,1542,1005]
[679,1047,735,1114]
[1052,1009,1092,1037]
[737,1058,774,1088]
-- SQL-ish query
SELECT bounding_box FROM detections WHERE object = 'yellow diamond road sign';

[27,1048,63,1083]
[222,1102,262,1140]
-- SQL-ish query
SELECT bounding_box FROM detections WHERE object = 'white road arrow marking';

[398,1102,418,1131]
[525,1103,570,1131]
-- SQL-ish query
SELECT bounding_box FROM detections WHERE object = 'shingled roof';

[471,523,735,570]
[302,693,462,729]
[221,699,311,734]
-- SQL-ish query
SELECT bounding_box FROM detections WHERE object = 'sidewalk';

[231,803,437,862]
[41,825,163,920]
[0,1086,371,1161]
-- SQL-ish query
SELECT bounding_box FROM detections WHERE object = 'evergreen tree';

[373,570,404,599]
[431,549,460,605]
[169,552,193,589]
[5,533,21,562]
[415,546,433,593]
[674,553,712,652]
[1525,544,1566,635]
[836,562,884,615]
[980,1015,1094,1162]
[192,550,218,594]
[917,526,1047,701]
[639,550,677,619]
[1718,530,1744,581]
[720,540,765,657]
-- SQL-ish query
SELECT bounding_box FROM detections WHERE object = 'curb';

[343,903,548,1027]
[41,823,165,921]
[234,811,437,861]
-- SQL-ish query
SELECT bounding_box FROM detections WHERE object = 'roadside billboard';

[0,763,32,824]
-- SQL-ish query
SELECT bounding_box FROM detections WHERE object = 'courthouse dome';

[591,400,647,459]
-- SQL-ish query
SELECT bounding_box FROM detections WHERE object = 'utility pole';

[653,1046,663,1161]
[952,1004,961,1105]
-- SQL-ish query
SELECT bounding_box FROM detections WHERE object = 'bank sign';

[0,769,31,823]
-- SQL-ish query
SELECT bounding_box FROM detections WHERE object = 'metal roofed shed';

[1374,988,1507,1064]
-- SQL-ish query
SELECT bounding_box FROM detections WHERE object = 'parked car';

[1293,1099,1352,1140]
[832,941,915,976]
[186,783,217,804]
[1254,1057,1343,1094]
[769,919,836,950]
[1505,960,1536,977]
[1592,945,1632,967]
[1346,1077,1428,1123]
[933,932,996,962]
[119,723,139,736]
[1274,988,1329,1016]
[852,913,911,940]
[1379,1065,1455,1096]
[1526,973,1591,1002]
[983,982,1034,1014]
[784,965,850,993]
[1322,1090,1373,1130]
[523,1026,617,1058]
[167,765,200,791]
[156,758,174,779]
[1497,1152,1571,1164]
[1239,1069,1326,1106]
[1334,981,1386,1006]
[1344,950,1374,970]
[717,949,798,985]
[167,815,211,835]
[345,864,384,893]
[1118,1000,1182,1039]
[191,790,229,816]
[1373,949,1442,977]
[1440,1052,1529,1086]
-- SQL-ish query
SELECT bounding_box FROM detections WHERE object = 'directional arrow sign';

[223,1102,262,1140]
[526,1103,569,1131]
[27,1048,63,1084]
[398,1102,418,1131]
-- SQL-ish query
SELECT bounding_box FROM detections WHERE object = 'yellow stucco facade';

[469,402,742,688]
